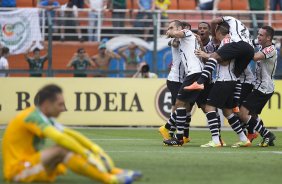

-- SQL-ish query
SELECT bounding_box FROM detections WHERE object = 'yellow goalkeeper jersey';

[2,106,54,179]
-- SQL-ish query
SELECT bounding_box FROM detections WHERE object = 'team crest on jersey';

[263,46,274,55]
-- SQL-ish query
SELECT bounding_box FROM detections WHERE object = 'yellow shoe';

[200,141,222,148]
[158,125,171,140]
[183,137,191,144]
[231,140,251,148]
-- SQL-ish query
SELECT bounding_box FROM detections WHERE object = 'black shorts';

[216,41,254,77]
[177,73,203,104]
[167,80,182,106]
[206,81,236,109]
[242,89,273,114]
[239,83,253,106]
[196,82,214,108]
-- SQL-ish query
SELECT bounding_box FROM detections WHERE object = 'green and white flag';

[0,8,42,55]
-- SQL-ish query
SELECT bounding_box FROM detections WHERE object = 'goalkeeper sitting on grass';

[2,84,141,184]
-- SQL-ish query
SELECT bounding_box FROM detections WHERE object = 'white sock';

[212,136,220,144]
[239,132,248,142]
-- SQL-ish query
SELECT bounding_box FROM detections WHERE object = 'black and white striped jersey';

[239,65,254,84]
[215,35,237,81]
[222,16,252,45]
[179,29,203,76]
[254,44,277,94]
[203,39,218,54]
[167,38,185,83]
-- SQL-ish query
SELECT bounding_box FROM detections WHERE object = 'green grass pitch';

[1,128,282,184]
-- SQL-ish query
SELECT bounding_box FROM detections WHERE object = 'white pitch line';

[105,150,282,154]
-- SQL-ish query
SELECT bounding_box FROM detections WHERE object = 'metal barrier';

[1,8,282,78]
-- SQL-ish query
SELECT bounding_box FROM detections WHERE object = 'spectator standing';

[155,0,171,34]
[118,42,147,75]
[24,41,48,77]
[92,42,121,77]
[85,0,104,41]
[197,0,220,10]
[0,0,16,7]
[60,0,83,42]
[110,0,126,34]
[133,62,158,78]
[269,0,282,10]
[248,0,266,28]
[134,0,155,40]
[0,47,9,77]
[38,0,60,29]
[72,0,85,8]
[67,48,95,77]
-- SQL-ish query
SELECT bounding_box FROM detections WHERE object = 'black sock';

[165,112,176,130]
[206,111,220,137]
[253,118,269,138]
[246,116,257,134]
[184,112,191,138]
[175,108,187,140]
[233,80,242,107]
[197,58,217,84]
[227,114,243,134]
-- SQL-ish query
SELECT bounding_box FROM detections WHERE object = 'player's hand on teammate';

[195,49,209,59]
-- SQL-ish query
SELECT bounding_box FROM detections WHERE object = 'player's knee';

[175,100,185,108]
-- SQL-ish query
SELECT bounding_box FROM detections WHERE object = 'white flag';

[0,8,42,55]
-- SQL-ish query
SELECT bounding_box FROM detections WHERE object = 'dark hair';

[198,22,211,30]
[35,84,63,106]
[170,20,183,28]
[216,21,230,35]
[261,25,275,40]
[77,48,85,53]
[1,47,9,55]
[33,48,40,53]
[182,22,191,30]
[141,64,150,73]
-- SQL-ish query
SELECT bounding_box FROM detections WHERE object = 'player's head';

[182,22,191,30]
[198,22,211,40]
[98,43,106,54]
[215,21,230,37]
[168,20,183,32]
[258,26,275,45]
[35,84,65,118]
[33,48,41,58]
[1,47,9,57]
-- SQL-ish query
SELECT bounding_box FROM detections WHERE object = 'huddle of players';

[159,16,277,147]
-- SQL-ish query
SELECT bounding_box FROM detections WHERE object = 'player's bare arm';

[253,51,266,62]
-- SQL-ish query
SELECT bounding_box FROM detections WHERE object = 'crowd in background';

[0,0,282,78]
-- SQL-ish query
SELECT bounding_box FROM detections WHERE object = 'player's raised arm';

[166,20,185,38]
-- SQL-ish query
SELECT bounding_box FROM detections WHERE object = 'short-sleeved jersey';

[203,39,218,54]
[239,64,254,84]
[179,29,203,76]
[26,56,47,71]
[72,59,90,70]
[254,44,277,94]
[167,38,185,83]
[222,16,252,45]
[215,35,237,81]
[2,106,56,179]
